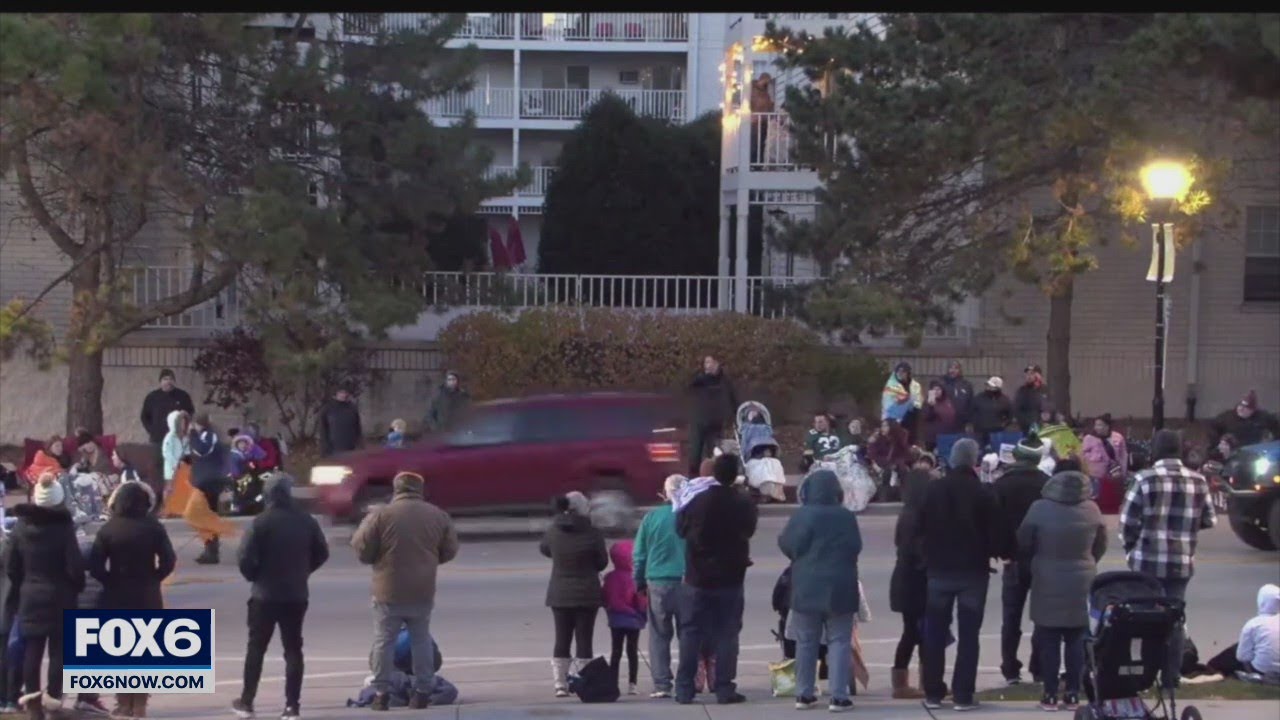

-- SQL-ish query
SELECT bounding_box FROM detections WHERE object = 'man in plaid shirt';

[1119,430,1216,688]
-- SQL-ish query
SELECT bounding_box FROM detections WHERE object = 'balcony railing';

[724,112,839,172]
[521,88,683,121]
[129,266,242,330]
[343,13,688,42]
[422,87,515,119]
[482,165,557,196]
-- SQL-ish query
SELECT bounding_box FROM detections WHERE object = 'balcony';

[520,88,684,121]
[129,266,242,331]
[723,112,839,172]
[342,13,688,43]
[422,87,515,119]
[482,165,557,197]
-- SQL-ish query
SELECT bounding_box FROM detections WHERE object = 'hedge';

[438,308,825,406]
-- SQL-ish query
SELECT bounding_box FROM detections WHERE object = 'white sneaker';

[650,689,672,699]
[627,683,638,695]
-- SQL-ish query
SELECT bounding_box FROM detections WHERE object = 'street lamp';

[1140,160,1193,431]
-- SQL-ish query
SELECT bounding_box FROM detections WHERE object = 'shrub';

[438,309,821,405]
[814,351,889,419]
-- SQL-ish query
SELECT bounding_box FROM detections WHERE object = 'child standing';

[602,540,647,695]
[385,419,407,449]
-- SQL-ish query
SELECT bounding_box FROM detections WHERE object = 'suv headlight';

[310,466,352,486]
[1255,457,1273,479]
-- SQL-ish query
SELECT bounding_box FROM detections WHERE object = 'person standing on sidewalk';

[139,369,194,497]
[916,439,1001,712]
[674,454,758,706]
[232,473,329,720]
[686,356,739,477]
[1119,429,1216,690]
[992,439,1051,686]
[541,491,608,698]
[352,472,458,711]
[632,475,688,698]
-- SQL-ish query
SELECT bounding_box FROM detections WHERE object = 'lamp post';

[1140,160,1193,431]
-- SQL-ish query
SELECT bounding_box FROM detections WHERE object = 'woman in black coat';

[5,483,86,713]
[539,492,607,697]
[889,453,934,699]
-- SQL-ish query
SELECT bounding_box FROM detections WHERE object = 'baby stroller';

[1080,571,1202,720]
[716,401,787,503]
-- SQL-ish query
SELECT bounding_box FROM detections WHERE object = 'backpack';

[569,656,619,703]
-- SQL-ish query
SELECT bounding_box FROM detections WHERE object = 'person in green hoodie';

[778,470,863,713]
[632,474,688,699]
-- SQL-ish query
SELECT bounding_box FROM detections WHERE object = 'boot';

[195,537,219,565]
[891,667,924,699]
[552,658,571,697]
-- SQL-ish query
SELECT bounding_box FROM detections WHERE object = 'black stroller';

[1080,571,1202,720]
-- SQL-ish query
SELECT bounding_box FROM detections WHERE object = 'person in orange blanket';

[24,436,70,486]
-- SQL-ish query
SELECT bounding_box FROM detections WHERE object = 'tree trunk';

[1046,276,1074,420]
[65,257,106,435]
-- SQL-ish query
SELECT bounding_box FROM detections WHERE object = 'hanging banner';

[1146,223,1175,282]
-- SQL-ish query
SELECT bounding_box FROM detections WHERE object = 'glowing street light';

[1140,159,1193,431]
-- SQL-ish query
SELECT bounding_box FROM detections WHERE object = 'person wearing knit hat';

[32,474,65,509]
[992,435,1051,686]
[1211,389,1280,448]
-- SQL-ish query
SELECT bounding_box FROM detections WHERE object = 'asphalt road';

[116,513,1280,719]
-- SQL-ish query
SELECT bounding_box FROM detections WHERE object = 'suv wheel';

[589,479,637,536]
[1269,498,1280,551]
[1228,504,1277,551]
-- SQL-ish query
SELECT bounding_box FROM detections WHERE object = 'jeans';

[791,611,855,702]
[894,611,923,670]
[1035,626,1085,697]
[551,607,598,659]
[370,601,435,695]
[646,581,681,691]
[675,584,744,702]
[1156,576,1190,689]
[922,573,989,704]
[1001,562,1040,680]
[23,627,65,699]
[241,599,308,708]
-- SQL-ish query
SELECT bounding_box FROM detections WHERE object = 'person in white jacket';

[1237,584,1280,679]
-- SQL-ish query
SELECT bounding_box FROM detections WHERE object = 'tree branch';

[13,140,82,257]
[100,261,241,346]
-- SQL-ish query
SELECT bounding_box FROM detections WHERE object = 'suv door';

[428,407,520,510]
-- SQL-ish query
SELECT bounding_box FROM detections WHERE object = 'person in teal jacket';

[778,470,863,712]
[631,474,688,698]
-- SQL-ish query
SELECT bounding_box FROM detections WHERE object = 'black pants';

[894,611,923,670]
[23,627,64,700]
[922,573,989,705]
[610,628,640,685]
[0,629,17,705]
[688,423,721,476]
[551,607,597,660]
[1001,563,1040,681]
[241,599,308,708]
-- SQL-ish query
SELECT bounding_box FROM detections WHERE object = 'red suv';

[314,392,683,528]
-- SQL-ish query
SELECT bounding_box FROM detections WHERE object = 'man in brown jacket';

[352,472,459,710]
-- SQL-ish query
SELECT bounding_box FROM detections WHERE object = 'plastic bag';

[814,446,877,513]
[769,658,797,697]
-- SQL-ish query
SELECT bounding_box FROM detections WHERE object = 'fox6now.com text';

[67,671,210,693]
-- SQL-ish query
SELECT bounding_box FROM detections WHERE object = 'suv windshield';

[445,408,518,447]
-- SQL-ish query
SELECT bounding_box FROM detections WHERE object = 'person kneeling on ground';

[348,637,457,708]
[1206,583,1280,683]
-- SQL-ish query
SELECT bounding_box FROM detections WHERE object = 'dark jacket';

[89,483,176,610]
[922,397,961,448]
[1017,471,1108,628]
[188,427,227,489]
[941,375,976,426]
[0,533,17,635]
[319,399,363,457]
[5,504,86,636]
[425,385,470,432]
[689,370,738,427]
[677,484,758,589]
[239,475,329,603]
[778,471,862,616]
[1014,382,1051,432]
[916,466,1000,578]
[890,469,931,616]
[972,389,1013,434]
[868,425,911,471]
[993,462,1050,561]
[140,387,195,444]
[1211,409,1280,447]
[540,512,608,608]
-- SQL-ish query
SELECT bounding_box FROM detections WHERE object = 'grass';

[976,678,1280,702]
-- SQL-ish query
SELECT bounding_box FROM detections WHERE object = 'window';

[565,66,590,90]
[446,409,518,447]
[618,70,639,85]
[515,402,678,443]
[1245,205,1280,303]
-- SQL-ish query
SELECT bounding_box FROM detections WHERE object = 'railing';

[422,87,515,119]
[482,165,557,196]
[521,88,683,121]
[343,13,688,42]
[422,272,728,312]
[129,266,242,330]
[724,112,839,172]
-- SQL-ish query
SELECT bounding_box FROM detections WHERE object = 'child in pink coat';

[603,540,648,695]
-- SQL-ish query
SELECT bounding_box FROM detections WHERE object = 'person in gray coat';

[540,491,608,697]
[1016,469,1108,711]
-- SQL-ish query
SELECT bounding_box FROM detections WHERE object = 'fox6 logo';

[64,610,215,694]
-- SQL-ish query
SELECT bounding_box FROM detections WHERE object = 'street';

[130,511,1280,719]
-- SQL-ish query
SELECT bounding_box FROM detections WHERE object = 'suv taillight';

[647,442,679,463]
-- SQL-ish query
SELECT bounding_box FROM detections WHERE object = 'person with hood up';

[889,451,936,700]
[1013,365,1050,434]
[972,377,1014,449]
[1016,468,1108,711]
[160,410,191,517]
[632,475,687,698]
[993,438,1051,686]
[778,470,862,713]
[87,481,175,719]
[940,361,976,428]
[6,474,86,719]
[1081,414,1128,511]
[187,413,234,565]
[916,439,1001,712]
[1211,390,1280,448]
[881,362,924,443]
[603,540,646,695]
[352,472,458,711]
[232,473,329,720]
[686,356,739,477]
[424,372,470,433]
[230,433,267,478]
[540,491,608,697]
[1206,584,1280,682]
[319,386,363,458]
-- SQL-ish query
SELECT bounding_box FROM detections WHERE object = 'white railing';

[422,87,515,119]
[482,165,557,196]
[422,272,731,313]
[130,266,242,330]
[521,88,684,121]
[724,112,840,172]
[520,13,688,42]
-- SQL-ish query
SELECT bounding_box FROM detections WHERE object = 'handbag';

[769,658,797,697]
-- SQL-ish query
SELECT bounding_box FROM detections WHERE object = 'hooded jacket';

[140,385,194,444]
[941,373,976,426]
[238,474,330,603]
[189,425,227,489]
[1016,471,1108,628]
[602,540,647,630]
[5,504,86,635]
[539,510,608,608]
[352,475,459,605]
[229,434,267,477]
[1237,584,1280,677]
[319,398,363,457]
[632,502,686,585]
[881,365,923,423]
[890,468,931,616]
[916,466,1001,578]
[425,373,471,432]
[778,471,863,616]
[89,482,175,610]
[993,461,1050,561]
[162,410,188,482]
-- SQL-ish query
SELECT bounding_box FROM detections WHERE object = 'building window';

[1245,205,1280,303]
